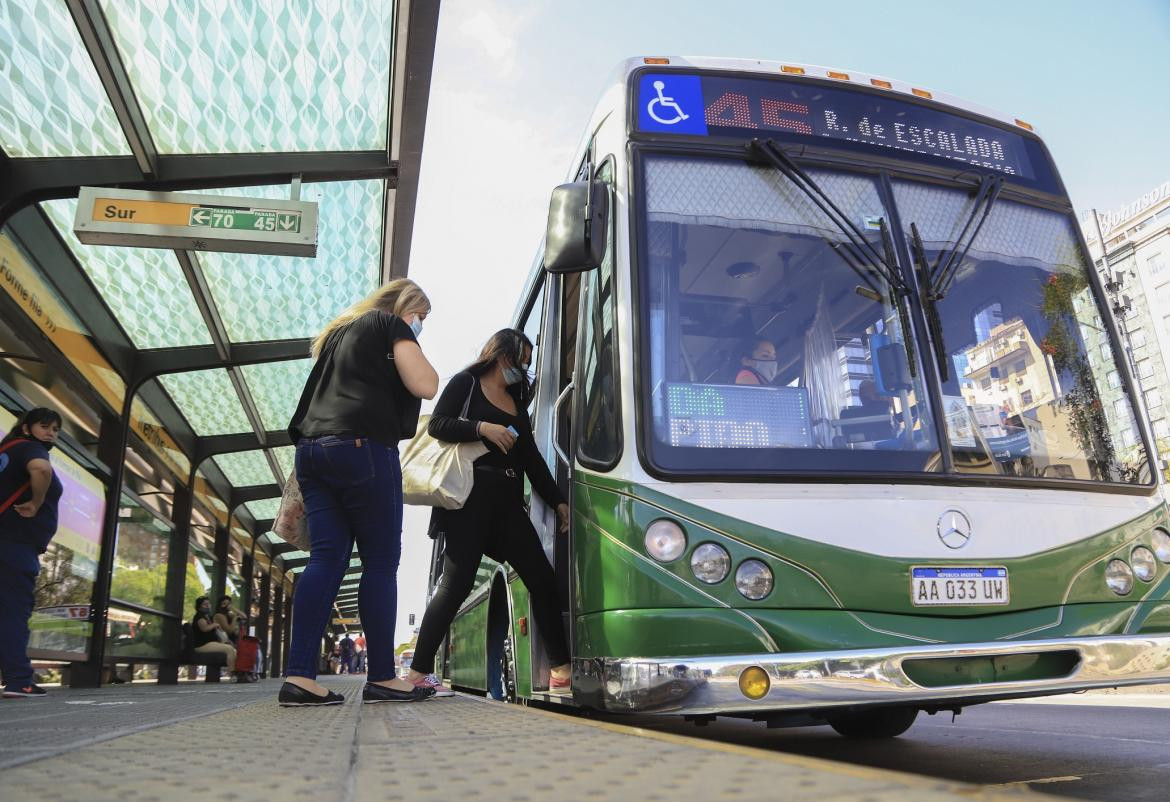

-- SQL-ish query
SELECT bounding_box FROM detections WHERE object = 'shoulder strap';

[0,438,34,516]
[459,373,476,420]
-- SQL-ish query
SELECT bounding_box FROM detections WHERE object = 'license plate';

[911,567,1009,606]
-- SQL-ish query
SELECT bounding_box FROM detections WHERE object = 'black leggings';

[410,473,570,675]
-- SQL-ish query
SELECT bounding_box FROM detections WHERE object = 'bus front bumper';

[572,634,1170,715]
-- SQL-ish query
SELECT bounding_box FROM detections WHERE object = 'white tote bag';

[400,380,488,509]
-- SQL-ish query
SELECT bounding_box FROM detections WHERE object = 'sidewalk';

[0,676,1053,801]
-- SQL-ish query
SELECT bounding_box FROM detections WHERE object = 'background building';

[1082,180,1170,464]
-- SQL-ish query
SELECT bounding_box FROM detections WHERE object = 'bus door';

[523,268,581,686]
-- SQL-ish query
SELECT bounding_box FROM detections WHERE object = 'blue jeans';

[0,540,40,689]
[285,437,403,683]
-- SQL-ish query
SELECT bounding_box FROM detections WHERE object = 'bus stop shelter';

[0,0,439,685]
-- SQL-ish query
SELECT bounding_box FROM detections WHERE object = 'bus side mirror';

[544,180,609,274]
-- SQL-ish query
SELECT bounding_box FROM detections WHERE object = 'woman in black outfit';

[407,329,572,695]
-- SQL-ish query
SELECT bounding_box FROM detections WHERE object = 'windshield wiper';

[749,138,909,295]
[749,138,917,377]
[909,222,948,381]
[931,174,1004,298]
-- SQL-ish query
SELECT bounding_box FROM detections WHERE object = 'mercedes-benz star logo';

[937,510,972,549]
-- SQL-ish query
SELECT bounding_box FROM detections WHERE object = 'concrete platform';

[0,676,1052,801]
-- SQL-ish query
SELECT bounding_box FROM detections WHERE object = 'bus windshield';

[636,152,1150,484]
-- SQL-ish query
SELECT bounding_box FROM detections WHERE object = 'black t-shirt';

[289,311,422,446]
[191,613,218,648]
[428,372,564,508]
[0,438,63,553]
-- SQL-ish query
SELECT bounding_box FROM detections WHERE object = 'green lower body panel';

[576,602,1170,659]
[449,599,489,691]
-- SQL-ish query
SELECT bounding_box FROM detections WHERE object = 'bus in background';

[437,57,1170,737]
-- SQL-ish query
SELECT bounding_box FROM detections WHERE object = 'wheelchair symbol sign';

[647,81,689,125]
[637,74,708,136]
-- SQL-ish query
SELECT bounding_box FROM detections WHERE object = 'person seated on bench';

[734,339,778,386]
[191,596,236,669]
[214,594,246,644]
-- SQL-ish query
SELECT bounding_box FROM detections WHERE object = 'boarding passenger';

[408,329,572,696]
[0,408,64,699]
[214,595,245,643]
[281,279,438,707]
[191,596,237,670]
[734,339,778,385]
[338,633,354,674]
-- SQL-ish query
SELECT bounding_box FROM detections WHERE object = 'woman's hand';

[556,503,570,535]
[480,423,517,453]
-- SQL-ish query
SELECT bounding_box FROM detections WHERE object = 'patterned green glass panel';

[213,450,276,488]
[241,359,313,431]
[0,1,131,157]
[198,181,383,342]
[41,201,212,348]
[245,499,281,521]
[98,0,392,154]
[273,446,295,481]
[159,369,251,436]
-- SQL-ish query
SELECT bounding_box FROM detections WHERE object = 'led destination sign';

[636,72,1037,179]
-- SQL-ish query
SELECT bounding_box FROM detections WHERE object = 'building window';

[1139,359,1155,379]
[1108,370,1121,389]
[1154,419,1170,439]
[1148,253,1167,277]
[1100,343,1111,360]
[1131,329,1147,349]
[1122,427,1139,447]
[1115,398,1130,418]
[1021,390,1033,406]
[981,377,992,390]
[1147,389,1163,409]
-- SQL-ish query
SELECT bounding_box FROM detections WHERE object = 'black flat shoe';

[362,683,435,704]
[278,681,345,707]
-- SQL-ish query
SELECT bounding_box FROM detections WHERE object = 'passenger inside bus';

[733,339,778,385]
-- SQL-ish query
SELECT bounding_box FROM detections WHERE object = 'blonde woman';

[280,279,439,706]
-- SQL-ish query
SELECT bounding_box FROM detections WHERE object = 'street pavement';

[613,692,1170,801]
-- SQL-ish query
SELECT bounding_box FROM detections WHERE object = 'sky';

[391,0,1170,644]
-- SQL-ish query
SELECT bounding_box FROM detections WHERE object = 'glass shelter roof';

[0,0,439,578]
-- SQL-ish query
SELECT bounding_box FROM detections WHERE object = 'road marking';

[919,721,1170,747]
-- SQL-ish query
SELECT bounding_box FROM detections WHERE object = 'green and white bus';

[435,57,1170,737]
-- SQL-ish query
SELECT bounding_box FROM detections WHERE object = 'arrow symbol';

[191,209,210,225]
[278,214,296,231]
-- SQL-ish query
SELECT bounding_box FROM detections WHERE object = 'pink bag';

[274,474,310,551]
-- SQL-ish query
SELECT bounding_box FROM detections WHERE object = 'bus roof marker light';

[645,519,687,562]
[781,65,805,75]
[912,88,933,99]
[739,666,770,700]
[1015,119,1034,131]
[644,57,670,65]
[826,71,850,80]
[870,78,893,90]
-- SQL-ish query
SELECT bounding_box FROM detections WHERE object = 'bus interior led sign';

[637,73,1034,179]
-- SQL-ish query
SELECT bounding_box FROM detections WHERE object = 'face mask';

[752,359,778,383]
[409,317,423,337]
[502,365,524,386]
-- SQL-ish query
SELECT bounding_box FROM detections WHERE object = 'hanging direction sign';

[73,186,318,257]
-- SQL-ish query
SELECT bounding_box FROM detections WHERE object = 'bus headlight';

[735,560,774,600]
[1105,559,1134,596]
[691,543,731,584]
[1152,529,1170,563]
[1131,547,1157,582]
[644,519,686,562]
